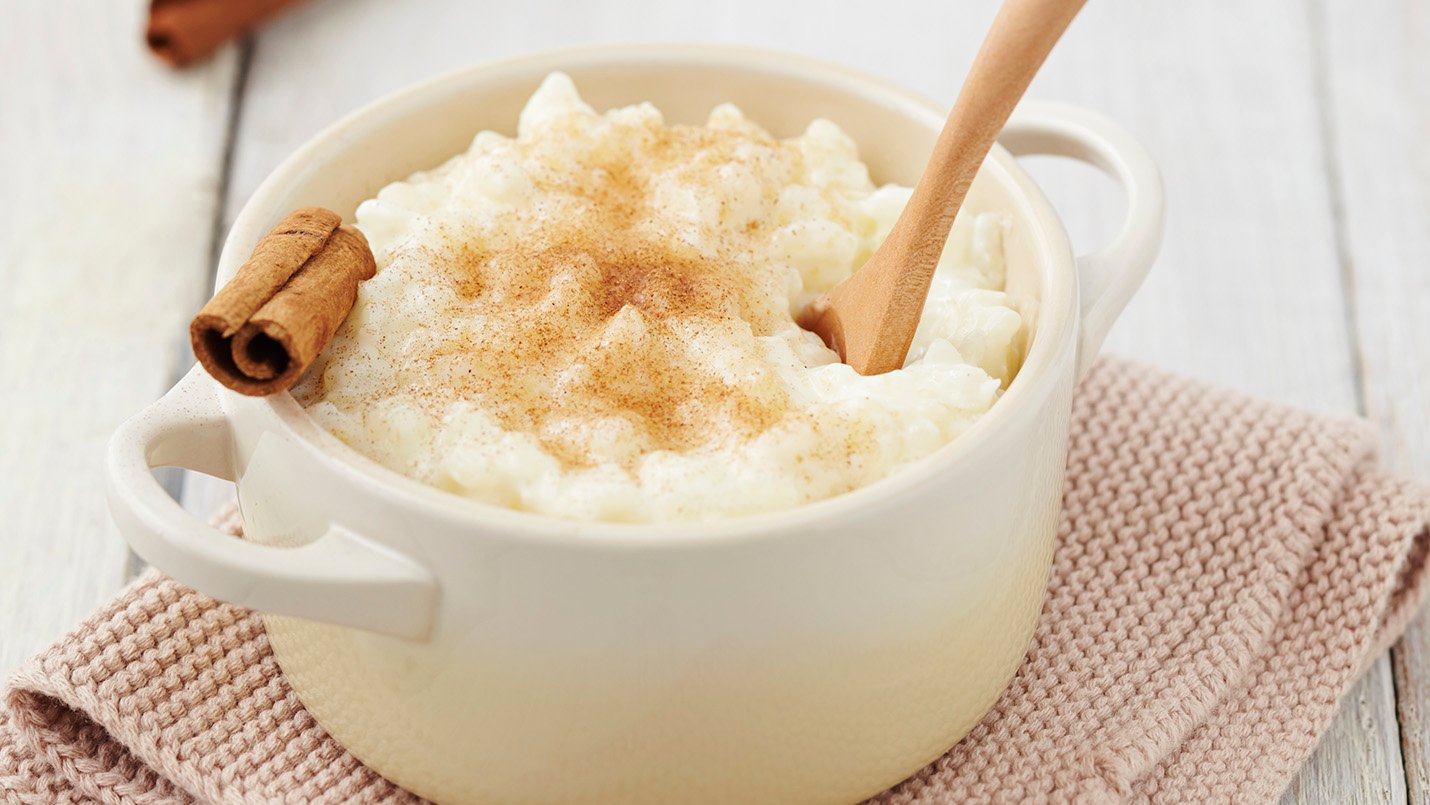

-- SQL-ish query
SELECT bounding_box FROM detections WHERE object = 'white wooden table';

[3,0,1426,801]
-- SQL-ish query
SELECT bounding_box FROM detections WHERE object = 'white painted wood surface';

[1,0,1426,801]
[1314,0,1430,802]
[0,0,237,672]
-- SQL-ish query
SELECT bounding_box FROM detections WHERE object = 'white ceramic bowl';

[107,45,1162,805]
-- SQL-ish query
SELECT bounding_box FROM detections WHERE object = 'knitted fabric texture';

[3,358,1429,804]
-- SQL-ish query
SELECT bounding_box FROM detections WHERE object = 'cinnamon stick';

[146,0,312,67]
[191,208,376,396]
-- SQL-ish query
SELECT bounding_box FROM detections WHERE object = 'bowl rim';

[220,42,1078,548]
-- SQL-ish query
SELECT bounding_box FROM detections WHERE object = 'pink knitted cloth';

[3,358,1429,804]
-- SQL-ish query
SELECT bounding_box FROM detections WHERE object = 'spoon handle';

[799,0,1088,375]
[889,0,1088,273]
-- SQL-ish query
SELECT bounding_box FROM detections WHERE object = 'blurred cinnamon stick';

[147,0,311,67]
[191,208,376,396]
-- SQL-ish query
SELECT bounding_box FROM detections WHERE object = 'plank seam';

[125,37,257,584]
[1304,0,1369,420]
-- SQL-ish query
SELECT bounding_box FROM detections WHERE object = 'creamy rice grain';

[295,73,1023,523]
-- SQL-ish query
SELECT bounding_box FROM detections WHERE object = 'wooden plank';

[221,0,1396,800]
[0,0,238,672]
[1025,0,1357,412]
[1312,0,1430,800]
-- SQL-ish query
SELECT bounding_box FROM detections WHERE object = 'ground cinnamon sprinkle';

[435,231,783,468]
[293,74,1022,521]
[365,119,800,469]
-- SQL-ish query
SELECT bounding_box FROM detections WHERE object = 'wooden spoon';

[798,0,1088,374]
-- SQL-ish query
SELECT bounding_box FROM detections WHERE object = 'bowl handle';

[999,101,1165,380]
[105,365,438,640]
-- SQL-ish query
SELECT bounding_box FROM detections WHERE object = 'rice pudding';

[294,73,1023,523]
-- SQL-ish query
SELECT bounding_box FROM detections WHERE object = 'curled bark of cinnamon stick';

[146,0,311,67]
[191,208,375,397]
